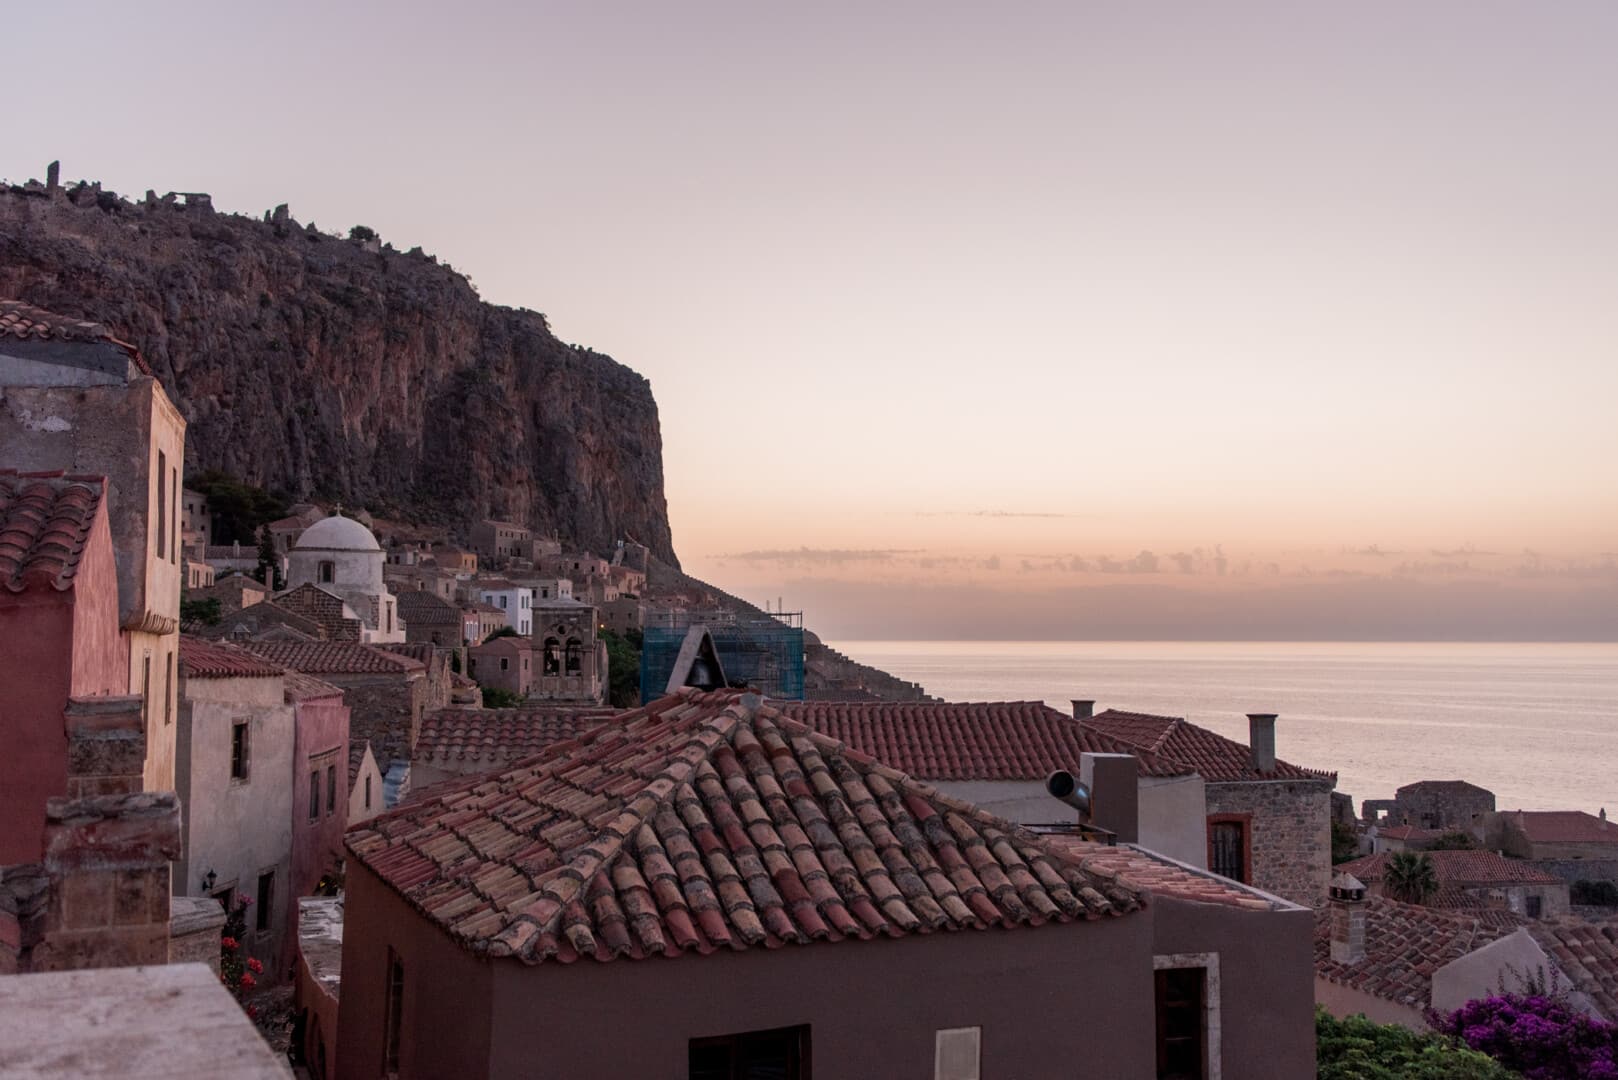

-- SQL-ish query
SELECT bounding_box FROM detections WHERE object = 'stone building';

[778,700,1211,867]
[1390,779,1496,832]
[180,487,210,556]
[0,300,186,795]
[284,669,349,966]
[0,472,129,865]
[530,597,606,704]
[276,582,364,641]
[462,601,507,646]
[240,641,429,809]
[466,636,536,699]
[469,519,531,563]
[1483,809,1618,874]
[286,514,404,643]
[336,689,1317,1079]
[1085,708,1337,907]
[1337,849,1570,920]
[397,590,461,646]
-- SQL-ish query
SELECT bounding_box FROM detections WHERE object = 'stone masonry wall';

[1207,779,1333,908]
[332,674,427,774]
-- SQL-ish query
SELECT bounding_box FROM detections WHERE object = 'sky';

[11,2,1618,638]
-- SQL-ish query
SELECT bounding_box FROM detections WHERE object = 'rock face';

[0,179,676,564]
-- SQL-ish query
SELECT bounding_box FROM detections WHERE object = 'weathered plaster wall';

[1141,774,1209,869]
[175,674,293,971]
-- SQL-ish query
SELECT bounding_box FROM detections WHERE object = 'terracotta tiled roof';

[347,690,1146,965]
[378,642,441,667]
[1313,896,1514,1006]
[0,300,151,375]
[1044,836,1294,911]
[239,641,425,675]
[1338,850,1565,887]
[1397,779,1493,796]
[1374,825,1443,843]
[0,471,105,593]
[179,637,286,679]
[776,701,1194,781]
[1084,709,1335,784]
[1529,918,1618,1018]
[282,669,345,702]
[396,591,459,625]
[415,707,618,773]
[274,584,362,641]
[1507,811,1618,846]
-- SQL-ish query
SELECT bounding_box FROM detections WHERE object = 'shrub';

[480,687,524,708]
[348,225,377,243]
[1316,1007,1516,1079]
[1429,831,1477,850]
[1435,993,1618,1079]
[1573,880,1618,906]
[181,596,222,626]
[1331,820,1360,864]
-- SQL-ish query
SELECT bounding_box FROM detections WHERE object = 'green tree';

[180,596,222,626]
[600,628,643,709]
[1428,831,1476,851]
[254,526,283,591]
[1385,851,1439,905]
[187,471,290,546]
[1331,820,1360,864]
[1316,1008,1515,1080]
[481,687,524,708]
[486,625,522,641]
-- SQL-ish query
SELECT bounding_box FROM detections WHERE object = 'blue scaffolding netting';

[639,617,805,703]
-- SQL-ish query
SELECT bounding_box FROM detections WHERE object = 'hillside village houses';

[10,294,1618,1076]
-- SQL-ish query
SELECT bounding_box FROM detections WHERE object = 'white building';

[285,514,405,643]
[478,580,534,636]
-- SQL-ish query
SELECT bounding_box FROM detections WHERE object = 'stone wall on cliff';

[0,176,675,564]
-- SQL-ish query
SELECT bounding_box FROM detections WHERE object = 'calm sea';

[829,641,1618,813]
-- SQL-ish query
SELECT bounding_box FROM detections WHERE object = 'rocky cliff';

[0,173,676,564]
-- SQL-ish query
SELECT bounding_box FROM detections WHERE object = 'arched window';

[565,638,583,675]
[543,637,561,676]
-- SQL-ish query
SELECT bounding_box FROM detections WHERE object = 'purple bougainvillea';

[1435,994,1618,1080]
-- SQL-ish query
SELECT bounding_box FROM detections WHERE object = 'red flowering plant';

[217,892,260,1015]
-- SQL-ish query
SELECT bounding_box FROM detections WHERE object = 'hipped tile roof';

[348,690,1146,966]
[1529,919,1618,1018]
[0,299,151,375]
[240,641,425,675]
[777,701,1194,781]
[179,637,286,679]
[415,707,618,773]
[1313,895,1514,1006]
[1507,810,1618,846]
[396,591,459,625]
[1338,850,1565,888]
[0,471,105,593]
[1043,836,1294,911]
[282,668,346,702]
[1084,709,1335,784]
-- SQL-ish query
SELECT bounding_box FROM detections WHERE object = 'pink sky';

[11,2,1618,634]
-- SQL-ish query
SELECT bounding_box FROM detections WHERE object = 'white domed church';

[285,512,405,643]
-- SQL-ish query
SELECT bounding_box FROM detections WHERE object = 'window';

[164,652,174,725]
[319,561,335,584]
[1207,816,1250,884]
[142,652,153,732]
[935,1027,981,1080]
[565,638,582,675]
[231,720,250,781]
[498,595,507,610]
[255,871,273,932]
[384,949,405,1075]
[364,774,372,810]
[171,464,179,562]
[1155,966,1206,1079]
[690,1025,810,1080]
[1527,895,1543,918]
[156,451,167,559]
[543,637,561,676]
[327,765,337,816]
[309,771,320,820]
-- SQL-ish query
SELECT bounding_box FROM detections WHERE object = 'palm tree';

[1384,851,1439,905]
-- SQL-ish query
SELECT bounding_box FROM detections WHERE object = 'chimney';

[1071,699,1095,720]
[1328,872,1367,964]
[1080,752,1139,844]
[63,696,146,798]
[1248,713,1277,773]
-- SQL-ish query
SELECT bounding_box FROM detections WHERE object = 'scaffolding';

[639,614,806,703]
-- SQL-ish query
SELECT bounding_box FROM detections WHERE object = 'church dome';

[294,513,382,553]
